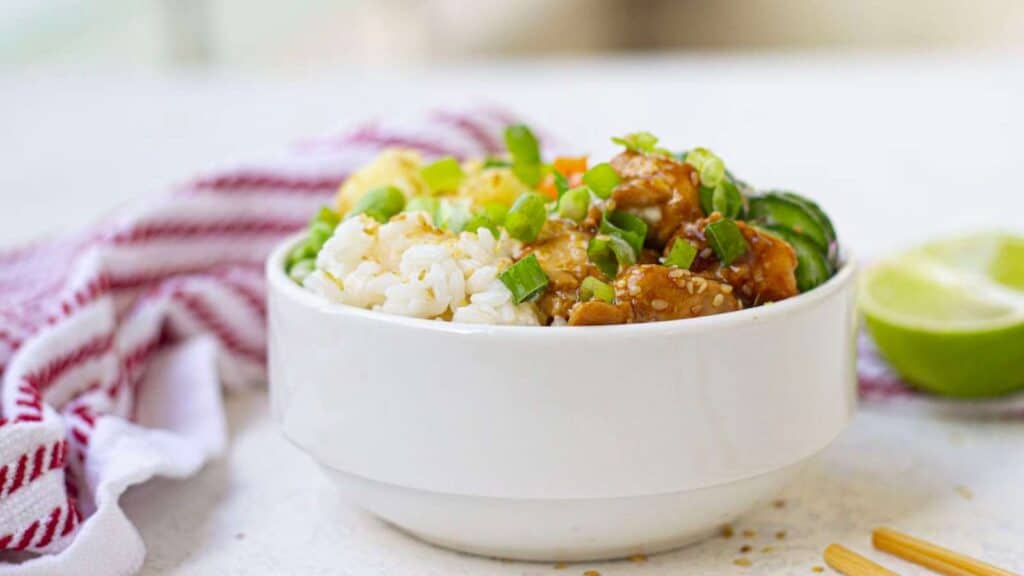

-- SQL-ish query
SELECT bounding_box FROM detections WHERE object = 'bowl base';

[324,462,806,562]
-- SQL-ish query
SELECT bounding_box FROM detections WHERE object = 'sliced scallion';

[582,162,620,199]
[288,259,316,284]
[710,179,743,218]
[663,238,697,269]
[311,206,340,229]
[706,218,748,266]
[587,234,636,279]
[505,192,548,243]
[600,211,647,257]
[553,169,569,199]
[505,124,543,187]
[558,186,591,222]
[611,131,659,153]
[482,203,508,227]
[438,198,472,232]
[463,214,498,236]
[579,276,615,303]
[499,254,549,304]
[349,185,406,223]
[420,156,465,192]
[405,196,441,225]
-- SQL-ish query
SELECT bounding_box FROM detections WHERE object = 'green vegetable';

[483,157,511,169]
[499,254,549,304]
[579,276,615,303]
[505,124,543,187]
[405,196,441,224]
[600,211,647,257]
[778,191,837,257]
[512,163,543,187]
[463,213,498,236]
[587,234,636,279]
[505,124,541,164]
[705,218,748,266]
[747,193,833,253]
[582,163,620,199]
[757,224,833,292]
[553,169,569,199]
[663,238,697,269]
[712,181,743,218]
[349,185,406,223]
[505,192,548,242]
[310,206,340,229]
[420,156,465,192]
[481,203,508,226]
[288,259,316,284]
[612,131,661,153]
[558,186,591,222]
[438,198,472,232]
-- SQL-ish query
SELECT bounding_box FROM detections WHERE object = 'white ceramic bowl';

[267,234,858,561]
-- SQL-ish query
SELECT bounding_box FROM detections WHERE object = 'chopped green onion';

[505,192,548,243]
[579,276,615,303]
[482,203,508,226]
[310,206,340,229]
[288,259,316,284]
[684,148,727,188]
[663,238,697,269]
[499,254,549,304]
[558,186,591,222]
[420,156,465,192]
[438,197,472,232]
[611,131,660,153]
[483,157,511,169]
[512,162,543,187]
[504,124,541,164]
[553,169,569,199]
[582,162,620,199]
[600,211,647,257]
[463,213,498,236]
[710,179,743,218]
[706,218,749,266]
[349,185,406,223]
[587,234,636,279]
[405,196,441,225]
[308,221,333,250]
[505,124,543,187]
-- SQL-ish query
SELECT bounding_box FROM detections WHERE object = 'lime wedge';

[860,232,1024,398]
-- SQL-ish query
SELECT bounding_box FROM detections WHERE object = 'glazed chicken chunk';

[609,151,704,248]
[520,220,600,320]
[568,264,742,326]
[670,213,799,305]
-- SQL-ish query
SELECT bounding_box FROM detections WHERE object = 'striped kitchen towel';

[0,108,1018,575]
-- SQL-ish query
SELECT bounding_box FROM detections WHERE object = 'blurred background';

[2,1,1024,252]
[4,0,1024,70]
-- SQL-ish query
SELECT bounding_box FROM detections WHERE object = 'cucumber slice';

[757,224,833,292]
[747,193,833,253]
[777,191,836,244]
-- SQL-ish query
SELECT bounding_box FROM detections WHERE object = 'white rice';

[303,212,541,325]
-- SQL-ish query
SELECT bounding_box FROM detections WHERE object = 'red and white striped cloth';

[0,109,1019,575]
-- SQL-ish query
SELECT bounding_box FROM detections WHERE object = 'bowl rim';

[267,232,857,337]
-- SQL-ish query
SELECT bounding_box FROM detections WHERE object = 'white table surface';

[2,54,1024,574]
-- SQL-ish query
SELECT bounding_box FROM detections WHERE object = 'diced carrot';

[553,156,588,176]
[537,174,559,200]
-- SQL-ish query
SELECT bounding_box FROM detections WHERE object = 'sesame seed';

[583,571,601,576]
[740,545,752,553]
[713,294,724,307]
[686,280,695,294]
[553,562,568,569]
[700,248,713,258]
[812,566,825,573]
[669,268,685,278]
[721,284,733,294]
[630,554,647,563]
[775,530,787,540]
[651,299,669,311]
[773,499,786,509]
[742,529,757,538]
[721,525,735,538]
[733,558,752,567]
[761,546,774,553]
[695,278,707,293]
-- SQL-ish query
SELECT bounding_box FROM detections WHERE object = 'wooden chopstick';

[873,527,1018,576]
[825,543,899,576]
